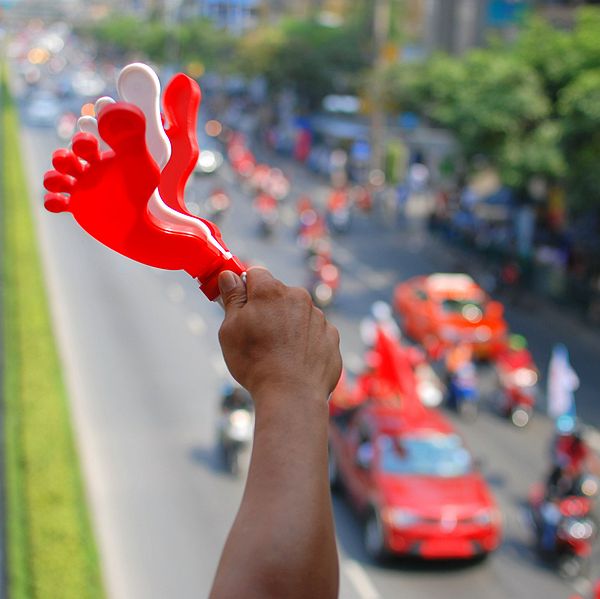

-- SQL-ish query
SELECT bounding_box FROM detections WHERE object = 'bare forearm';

[210,390,339,599]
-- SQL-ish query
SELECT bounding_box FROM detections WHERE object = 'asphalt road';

[21,123,600,599]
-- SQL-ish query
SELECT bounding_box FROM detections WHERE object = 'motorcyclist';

[205,187,231,223]
[326,187,348,213]
[496,334,534,370]
[445,343,478,411]
[494,334,538,414]
[547,427,590,499]
[221,382,253,414]
[536,427,592,552]
[445,342,474,376]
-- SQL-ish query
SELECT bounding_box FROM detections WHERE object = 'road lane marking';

[343,559,381,599]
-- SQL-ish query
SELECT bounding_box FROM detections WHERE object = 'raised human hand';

[217,268,342,402]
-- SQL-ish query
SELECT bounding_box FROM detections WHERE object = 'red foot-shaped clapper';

[43,103,244,300]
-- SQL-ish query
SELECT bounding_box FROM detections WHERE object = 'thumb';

[218,271,246,312]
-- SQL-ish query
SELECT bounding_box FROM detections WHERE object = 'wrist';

[250,383,329,420]
[250,379,329,410]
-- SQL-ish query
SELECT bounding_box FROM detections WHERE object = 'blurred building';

[422,0,490,55]
[411,0,600,56]
[194,0,260,31]
[535,0,600,27]
[0,0,84,20]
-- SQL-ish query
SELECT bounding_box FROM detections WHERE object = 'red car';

[394,273,508,359]
[329,403,502,560]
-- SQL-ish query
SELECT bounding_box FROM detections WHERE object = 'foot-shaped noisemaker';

[43,103,244,300]
[78,63,227,253]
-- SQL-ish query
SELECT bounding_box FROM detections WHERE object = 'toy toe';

[94,96,115,116]
[44,169,75,193]
[97,102,147,153]
[44,192,71,213]
[52,148,83,177]
[163,74,201,130]
[72,132,101,163]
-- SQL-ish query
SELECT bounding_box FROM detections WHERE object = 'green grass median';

[1,64,104,599]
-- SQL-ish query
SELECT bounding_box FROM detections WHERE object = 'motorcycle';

[327,206,351,234]
[529,481,598,580]
[218,407,255,476]
[447,363,479,421]
[494,347,538,427]
[254,193,278,237]
[218,385,255,476]
[205,189,231,225]
[309,260,340,309]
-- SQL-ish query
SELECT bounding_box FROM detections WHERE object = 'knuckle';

[327,323,341,345]
[290,286,312,306]
[312,305,325,321]
[255,278,285,299]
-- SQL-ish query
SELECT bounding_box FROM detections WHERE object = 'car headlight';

[417,381,443,407]
[197,150,223,173]
[230,409,252,428]
[581,476,599,498]
[473,507,501,526]
[512,368,538,388]
[383,508,421,528]
[315,283,333,303]
[560,517,595,540]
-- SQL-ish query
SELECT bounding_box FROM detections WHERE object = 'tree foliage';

[236,18,371,110]
[80,15,234,69]
[384,6,600,209]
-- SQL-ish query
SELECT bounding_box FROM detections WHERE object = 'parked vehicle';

[329,403,501,561]
[25,91,61,127]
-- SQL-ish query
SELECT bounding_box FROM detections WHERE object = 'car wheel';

[328,446,342,492]
[364,509,387,562]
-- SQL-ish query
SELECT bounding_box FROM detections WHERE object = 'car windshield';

[378,433,473,477]
[441,299,484,315]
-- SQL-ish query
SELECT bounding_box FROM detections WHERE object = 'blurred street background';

[1,1,600,598]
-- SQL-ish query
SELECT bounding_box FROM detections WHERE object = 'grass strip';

[1,63,104,599]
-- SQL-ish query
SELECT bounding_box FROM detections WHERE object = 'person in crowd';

[547,427,590,499]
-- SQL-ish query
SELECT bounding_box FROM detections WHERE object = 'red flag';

[372,326,423,413]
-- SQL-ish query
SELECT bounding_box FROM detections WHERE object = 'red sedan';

[394,273,508,359]
[329,403,502,561]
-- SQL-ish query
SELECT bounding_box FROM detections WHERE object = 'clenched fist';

[217,267,342,404]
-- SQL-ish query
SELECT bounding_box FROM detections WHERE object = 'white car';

[26,92,61,127]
